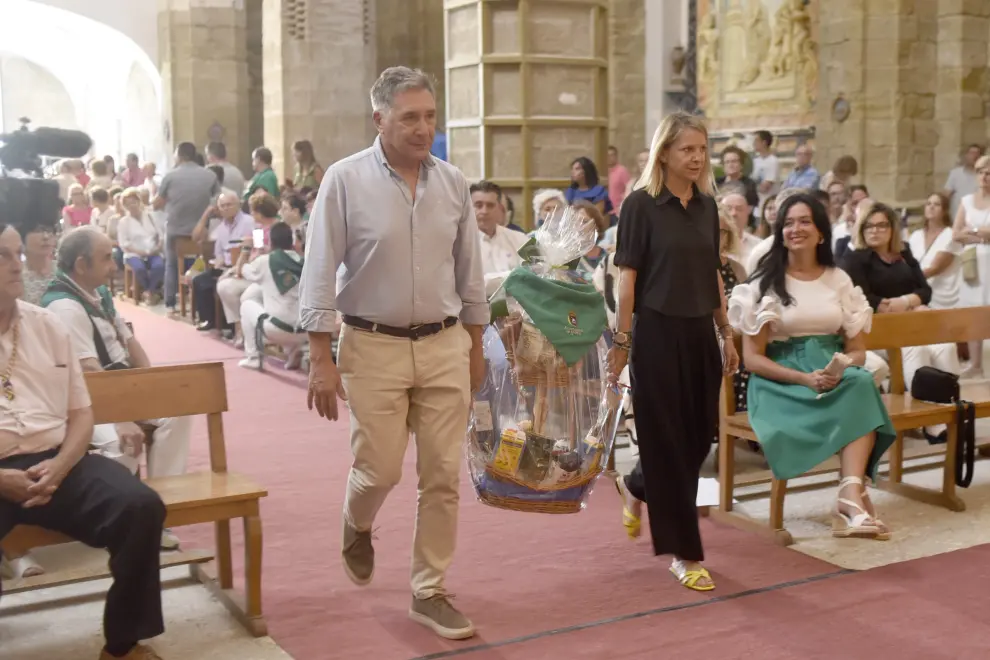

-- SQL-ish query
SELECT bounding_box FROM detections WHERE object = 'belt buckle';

[409,323,425,341]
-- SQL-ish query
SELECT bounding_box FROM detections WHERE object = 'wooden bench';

[0,362,269,636]
[713,306,990,546]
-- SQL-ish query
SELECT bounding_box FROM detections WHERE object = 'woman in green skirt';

[728,192,896,540]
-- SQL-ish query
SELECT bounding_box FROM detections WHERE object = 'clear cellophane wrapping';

[465,208,623,514]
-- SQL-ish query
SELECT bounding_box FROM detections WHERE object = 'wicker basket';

[476,490,584,514]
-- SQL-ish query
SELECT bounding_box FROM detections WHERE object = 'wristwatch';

[613,331,631,346]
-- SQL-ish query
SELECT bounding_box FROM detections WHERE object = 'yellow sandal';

[669,563,715,592]
[614,476,641,539]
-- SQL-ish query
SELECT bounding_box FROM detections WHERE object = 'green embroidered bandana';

[502,267,607,366]
[40,271,116,320]
[268,249,304,296]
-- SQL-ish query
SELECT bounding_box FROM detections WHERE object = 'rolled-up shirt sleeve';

[299,167,345,332]
[452,179,490,325]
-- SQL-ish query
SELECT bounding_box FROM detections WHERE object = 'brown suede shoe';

[98,643,162,660]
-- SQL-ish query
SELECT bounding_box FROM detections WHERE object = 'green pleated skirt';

[747,334,896,481]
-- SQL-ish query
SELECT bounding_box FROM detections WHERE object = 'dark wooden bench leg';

[216,520,233,589]
[769,478,787,533]
[244,515,264,632]
[877,423,965,512]
[888,431,904,483]
[718,428,735,512]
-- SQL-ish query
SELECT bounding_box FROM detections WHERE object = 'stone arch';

[0,55,77,132]
[0,0,166,166]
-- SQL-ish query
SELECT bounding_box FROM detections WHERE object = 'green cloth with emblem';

[268,249,303,295]
[747,334,896,481]
[502,267,607,367]
[40,271,116,320]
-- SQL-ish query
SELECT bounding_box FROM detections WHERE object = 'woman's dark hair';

[208,164,225,186]
[750,192,834,306]
[285,193,307,215]
[269,221,294,250]
[569,157,600,188]
[293,140,316,165]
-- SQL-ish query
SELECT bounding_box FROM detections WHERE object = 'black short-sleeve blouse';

[613,185,721,318]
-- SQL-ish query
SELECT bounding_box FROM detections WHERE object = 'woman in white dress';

[909,193,961,310]
[952,155,990,378]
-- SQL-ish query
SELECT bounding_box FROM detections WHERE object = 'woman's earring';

[819,236,825,244]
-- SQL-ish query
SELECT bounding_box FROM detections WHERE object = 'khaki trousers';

[337,322,471,598]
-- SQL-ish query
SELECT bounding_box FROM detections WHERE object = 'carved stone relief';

[697,0,817,130]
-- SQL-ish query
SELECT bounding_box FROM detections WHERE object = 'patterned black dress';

[717,259,750,441]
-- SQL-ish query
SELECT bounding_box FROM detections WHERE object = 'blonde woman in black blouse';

[608,112,738,592]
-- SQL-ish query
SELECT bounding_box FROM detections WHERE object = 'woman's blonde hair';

[976,154,990,172]
[121,187,143,205]
[717,204,740,256]
[67,183,84,197]
[854,201,903,253]
[635,112,715,197]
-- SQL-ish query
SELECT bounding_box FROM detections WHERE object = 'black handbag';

[910,366,975,488]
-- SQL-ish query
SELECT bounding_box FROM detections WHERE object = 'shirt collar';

[655,183,702,206]
[373,135,436,173]
[67,274,102,304]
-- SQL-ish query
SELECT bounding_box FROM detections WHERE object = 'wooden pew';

[0,362,269,636]
[713,306,990,546]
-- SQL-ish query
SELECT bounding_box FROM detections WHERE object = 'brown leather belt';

[342,315,458,341]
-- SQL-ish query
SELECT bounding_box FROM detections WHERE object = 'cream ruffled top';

[727,267,872,341]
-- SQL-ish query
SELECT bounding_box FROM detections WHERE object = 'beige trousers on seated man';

[338,322,471,598]
[216,276,262,324]
[92,416,194,477]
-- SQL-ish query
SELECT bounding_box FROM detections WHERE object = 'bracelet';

[718,323,733,336]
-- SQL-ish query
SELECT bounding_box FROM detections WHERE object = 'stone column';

[935,0,990,188]
[158,0,251,169]
[263,0,378,180]
[444,0,610,229]
[816,0,938,207]
[644,0,689,140]
[608,0,646,168]
[376,0,446,123]
[245,0,265,175]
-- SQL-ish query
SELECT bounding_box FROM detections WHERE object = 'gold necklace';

[1,320,19,401]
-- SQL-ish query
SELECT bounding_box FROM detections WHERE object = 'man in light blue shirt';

[782,143,821,190]
[299,66,487,641]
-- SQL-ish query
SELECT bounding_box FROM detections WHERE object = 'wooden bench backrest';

[84,362,230,472]
[865,307,990,350]
[721,307,990,413]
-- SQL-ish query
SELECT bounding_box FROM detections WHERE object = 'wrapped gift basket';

[466,207,624,514]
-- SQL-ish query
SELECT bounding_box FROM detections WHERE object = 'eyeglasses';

[864,222,890,232]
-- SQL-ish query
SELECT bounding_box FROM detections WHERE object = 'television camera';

[0,118,93,233]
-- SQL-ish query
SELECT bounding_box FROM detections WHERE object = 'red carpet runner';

[124,303,986,660]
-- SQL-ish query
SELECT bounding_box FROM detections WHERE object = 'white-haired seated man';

[0,221,167,660]
[40,227,192,550]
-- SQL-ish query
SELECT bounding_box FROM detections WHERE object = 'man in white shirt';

[720,191,761,263]
[41,228,192,550]
[238,222,307,370]
[472,180,529,296]
[751,130,779,206]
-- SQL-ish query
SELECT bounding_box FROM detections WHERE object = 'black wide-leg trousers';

[0,449,166,648]
[623,310,721,562]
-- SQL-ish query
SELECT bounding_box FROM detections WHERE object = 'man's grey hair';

[370,66,435,113]
[218,188,240,204]
[56,226,101,274]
